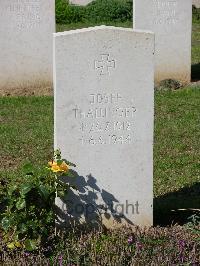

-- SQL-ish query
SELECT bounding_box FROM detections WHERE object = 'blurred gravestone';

[134,0,192,85]
[0,0,55,91]
[54,26,154,228]
[69,0,94,6]
[193,0,200,8]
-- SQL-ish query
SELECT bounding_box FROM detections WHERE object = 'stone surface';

[54,26,154,228]
[69,0,94,6]
[134,0,192,85]
[0,0,55,90]
[193,0,200,8]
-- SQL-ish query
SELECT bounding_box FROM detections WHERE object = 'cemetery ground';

[0,90,200,263]
[0,14,200,266]
[0,88,199,264]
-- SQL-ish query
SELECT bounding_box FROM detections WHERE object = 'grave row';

[0,0,192,90]
[70,0,199,9]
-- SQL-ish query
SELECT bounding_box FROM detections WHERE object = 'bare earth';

[0,86,53,97]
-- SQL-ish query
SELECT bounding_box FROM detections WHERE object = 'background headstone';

[0,0,55,90]
[193,0,200,8]
[69,0,94,6]
[54,26,154,227]
[134,0,192,85]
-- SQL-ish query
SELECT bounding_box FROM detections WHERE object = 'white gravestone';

[54,26,154,228]
[134,0,192,85]
[69,0,94,5]
[0,0,55,90]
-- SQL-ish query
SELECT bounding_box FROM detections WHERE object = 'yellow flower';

[7,242,15,249]
[7,241,23,249]
[14,241,23,248]
[48,161,69,173]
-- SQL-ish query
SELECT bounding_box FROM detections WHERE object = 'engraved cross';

[95,54,116,75]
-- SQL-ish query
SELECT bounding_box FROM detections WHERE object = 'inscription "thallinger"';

[73,107,136,119]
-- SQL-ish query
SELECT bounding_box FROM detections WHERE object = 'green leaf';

[18,223,27,234]
[66,170,76,178]
[57,191,65,198]
[41,227,48,235]
[63,159,76,167]
[8,185,18,196]
[57,180,69,189]
[16,198,26,210]
[56,159,63,166]
[54,149,61,160]
[20,183,33,195]
[1,217,11,231]
[54,149,61,155]
[22,163,34,175]
[26,220,38,230]
[39,185,50,201]
[24,239,37,251]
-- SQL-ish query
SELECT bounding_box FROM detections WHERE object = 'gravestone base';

[54,26,154,228]
[0,82,53,97]
[155,69,191,86]
[69,0,94,5]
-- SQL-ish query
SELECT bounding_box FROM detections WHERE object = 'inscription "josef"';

[90,93,122,104]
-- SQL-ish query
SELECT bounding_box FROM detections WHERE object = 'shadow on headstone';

[154,182,200,226]
[55,171,134,229]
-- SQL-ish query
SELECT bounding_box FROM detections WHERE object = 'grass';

[154,88,200,197]
[0,87,200,226]
[154,87,200,225]
[0,97,53,178]
[192,22,200,65]
[192,22,200,80]
[1,225,199,265]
